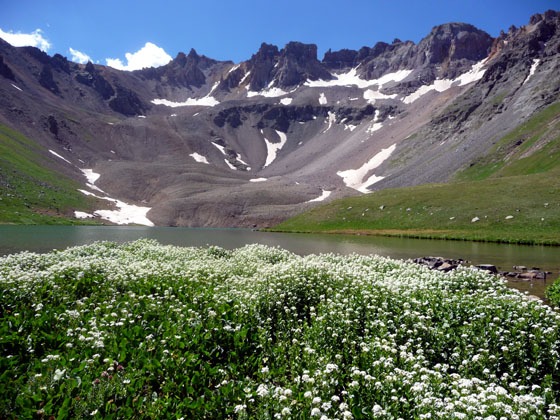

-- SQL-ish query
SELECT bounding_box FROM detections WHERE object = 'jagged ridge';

[0,10,559,227]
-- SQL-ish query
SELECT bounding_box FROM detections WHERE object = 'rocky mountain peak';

[2,10,559,228]
[187,48,200,60]
[414,22,493,78]
[480,9,560,107]
[243,41,333,91]
[355,40,416,81]
[253,42,280,61]
[489,10,560,62]
[273,41,333,88]
[281,41,318,60]
[245,43,280,91]
[322,48,359,70]
[75,60,115,100]
[530,9,560,25]
[139,48,221,88]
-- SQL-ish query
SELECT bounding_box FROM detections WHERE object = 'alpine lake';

[0,225,557,299]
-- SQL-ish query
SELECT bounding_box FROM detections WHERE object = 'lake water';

[0,225,558,298]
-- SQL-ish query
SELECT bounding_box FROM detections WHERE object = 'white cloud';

[0,28,51,51]
[69,47,91,64]
[106,42,172,71]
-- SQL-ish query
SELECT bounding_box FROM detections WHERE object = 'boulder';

[475,264,498,274]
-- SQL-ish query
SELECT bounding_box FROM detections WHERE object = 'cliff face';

[1,11,559,227]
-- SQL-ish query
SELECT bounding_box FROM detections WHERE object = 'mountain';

[1,10,559,227]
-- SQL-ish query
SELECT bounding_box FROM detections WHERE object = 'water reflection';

[1,226,557,297]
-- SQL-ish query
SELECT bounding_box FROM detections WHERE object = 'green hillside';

[0,124,97,224]
[274,104,560,245]
[273,173,560,244]
[456,102,560,181]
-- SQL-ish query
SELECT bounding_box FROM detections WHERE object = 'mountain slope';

[0,124,101,223]
[0,10,559,227]
[274,96,560,244]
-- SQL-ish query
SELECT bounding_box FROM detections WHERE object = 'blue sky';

[0,1,557,70]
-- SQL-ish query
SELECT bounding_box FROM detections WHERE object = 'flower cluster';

[1,239,559,418]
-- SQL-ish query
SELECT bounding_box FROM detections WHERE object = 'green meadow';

[1,240,560,418]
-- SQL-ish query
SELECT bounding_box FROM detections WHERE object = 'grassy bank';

[1,240,560,418]
[0,124,97,224]
[273,171,560,244]
[455,102,560,181]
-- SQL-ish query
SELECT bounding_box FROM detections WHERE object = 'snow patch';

[80,168,104,193]
[323,111,337,133]
[248,86,293,98]
[212,142,228,156]
[403,79,455,104]
[263,130,288,168]
[78,189,153,226]
[307,189,332,202]
[190,152,209,164]
[228,64,240,74]
[367,110,383,134]
[319,92,327,105]
[403,59,487,104]
[49,149,72,165]
[337,144,396,193]
[212,142,247,170]
[250,177,268,182]
[455,59,487,85]
[11,83,22,92]
[74,211,94,219]
[240,71,251,85]
[364,88,397,104]
[523,59,540,85]
[81,169,100,185]
[280,97,293,105]
[306,68,412,89]
[236,156,251,170]
[208,81,220,95]
[223,159,237,170]
[152,96,220,107]
[367,122,384,134]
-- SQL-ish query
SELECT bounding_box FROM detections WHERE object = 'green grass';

[546,277,560,307]
[456,102,560,181]
[0,124,98,224]
[2,240,560,418]
[273,172,560,245]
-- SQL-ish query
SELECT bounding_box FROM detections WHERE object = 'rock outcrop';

[0,55,15,80]
[75,61,115,100]
[138,48,219,89]
[108,85,148,116]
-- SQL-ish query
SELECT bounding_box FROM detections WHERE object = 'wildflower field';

[1,240,559,419]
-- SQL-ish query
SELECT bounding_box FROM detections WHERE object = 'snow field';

[337,144,397,193]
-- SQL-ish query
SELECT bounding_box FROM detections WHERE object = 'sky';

[0,1,557,71]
